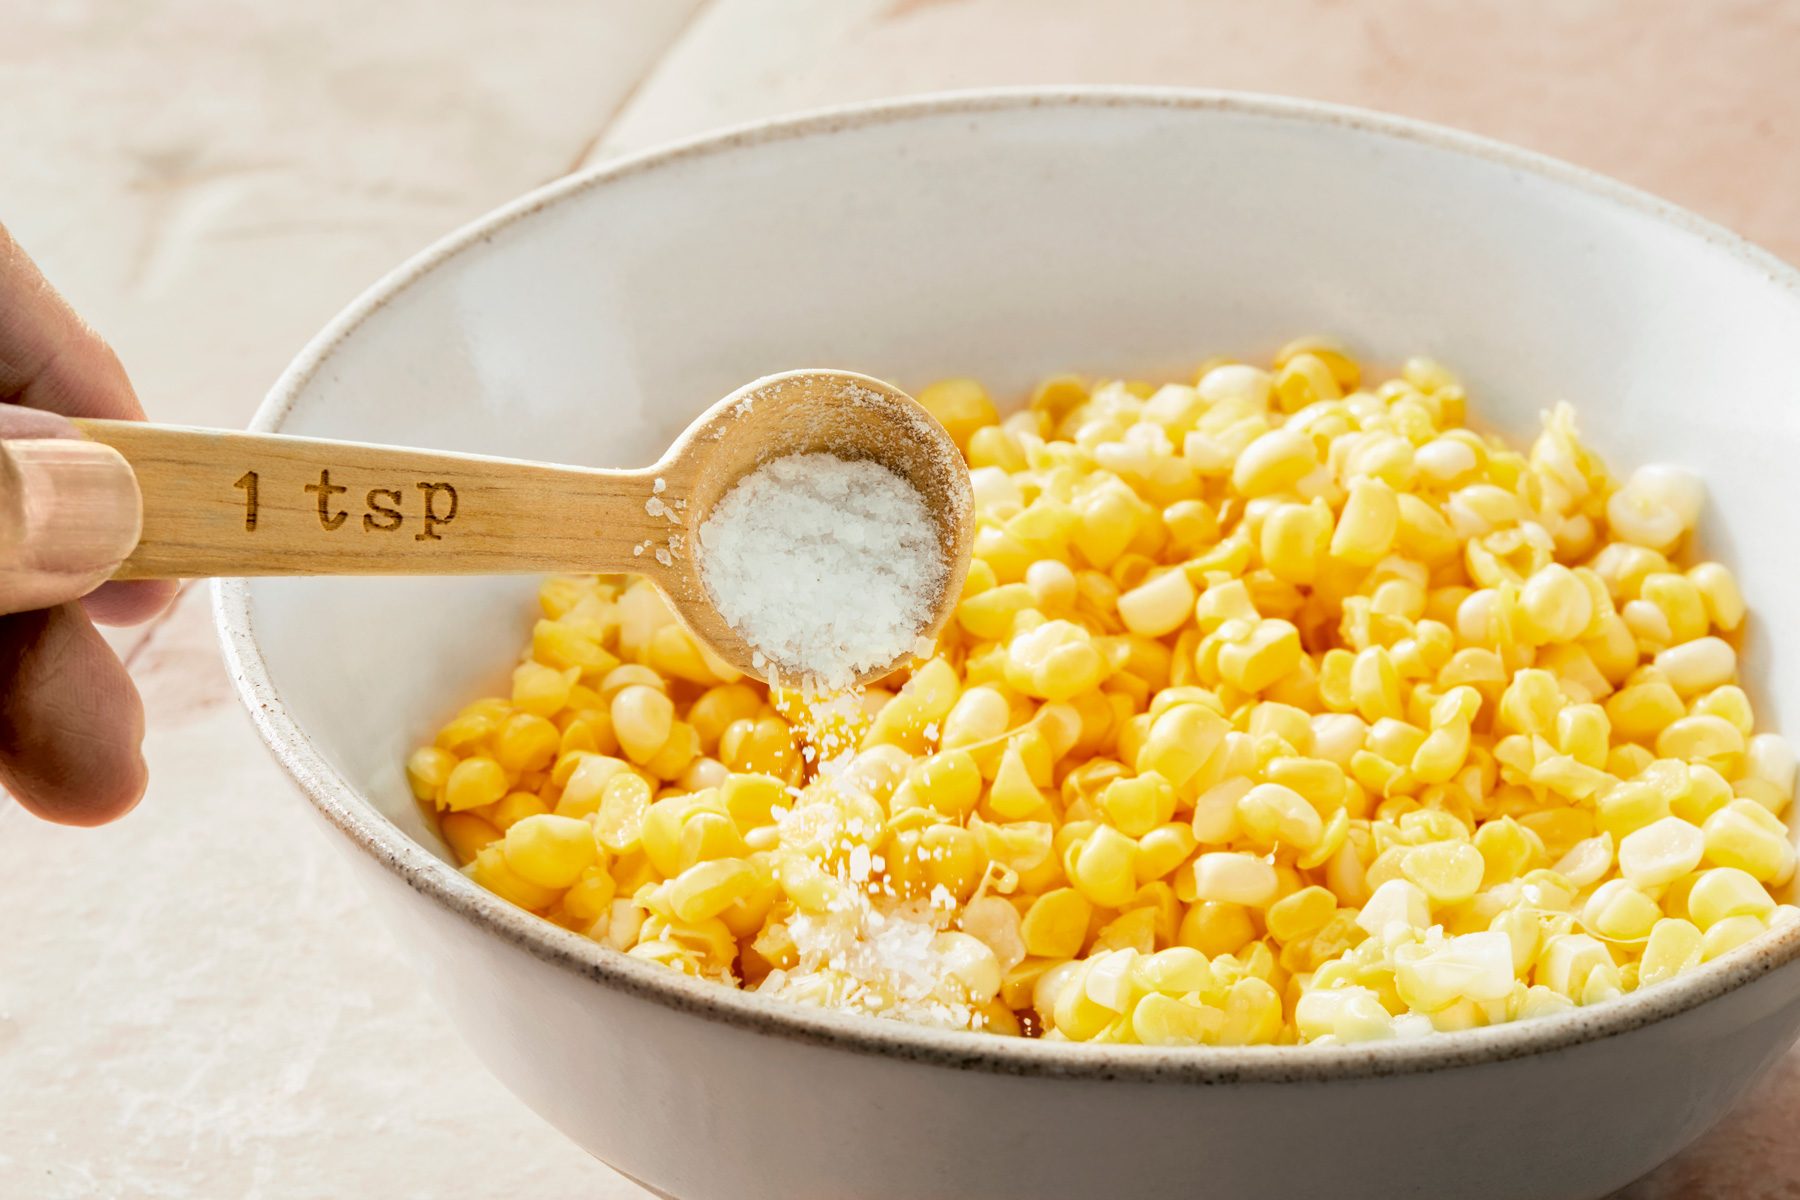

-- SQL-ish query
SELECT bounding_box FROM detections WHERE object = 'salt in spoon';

[72,369,974,688]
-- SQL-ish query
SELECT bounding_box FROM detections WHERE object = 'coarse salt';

[698,452,944,691]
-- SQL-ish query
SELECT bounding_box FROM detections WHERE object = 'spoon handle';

[73,420,682,580]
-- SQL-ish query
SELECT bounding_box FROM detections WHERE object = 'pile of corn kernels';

[407,339,1799,1046]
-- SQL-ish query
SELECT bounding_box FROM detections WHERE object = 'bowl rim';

[215,85,1800,1084]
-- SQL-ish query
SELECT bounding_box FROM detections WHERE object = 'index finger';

[0,222,145,420]
[0,221,172,624]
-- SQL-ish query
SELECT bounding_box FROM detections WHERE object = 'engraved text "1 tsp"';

[235,470,460,541]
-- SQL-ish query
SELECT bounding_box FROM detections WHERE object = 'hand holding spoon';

[62,370,974,688]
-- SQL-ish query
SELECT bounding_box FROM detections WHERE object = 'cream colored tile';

[601,0,1800,264]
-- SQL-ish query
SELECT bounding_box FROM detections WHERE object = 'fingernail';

[5,438,142,587]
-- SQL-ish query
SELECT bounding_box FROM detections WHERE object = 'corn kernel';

[1700,913,1767,961]
[1068,825,1139,908]
[1618,816,1705,887]
[1402,841,1484,905]
[1191,852,1278,908]
[444,756,507,813]
[1687,867,1775,930]
[1639,918,1703,986]
[918,378,998,451]
[503,814,597,889]
[1022,888,1094,959]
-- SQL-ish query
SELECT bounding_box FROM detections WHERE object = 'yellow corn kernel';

[1654,637,1736,697]
[1098,773,1176,838]
[1656,714,1745,774]
[1534,932,1615,999]
[1617,816,1705,887]
[1595,780,1670,841]
[1516,564,1592,645]
[1232,427,1317,497]
[918,378,999,451]
[665,858,759,923]
[1072,485,1144,569]
[1692,686,1754,738]
[1138,702,1229,789]
[1021,888,1094,959]
[1395,930,1516,1013]
[1267,886,1337,943]
[1260,501,1332,586]
[1006,620,1107,702]
[503,813,598,889]
[490,790,549,830]
[1349,647,1404,724]
[511,662,578,718]
[1687,867,1776,930]
[1401,840,1484,905]
[553,753,631,818]
[1330,479,1399,566]
[444,756,508,813]
[406,746,457,804]
[594,771,653,854]
[440,811,502,862]
[957,583,1035,641]
[1581,879,1660,942]
[561,865,619,924]
[1700,914,1768,961]
[1639,918,1704,987]
[1067,825,1139,908]
[1018,558,1076,613]
[905,749,982,819]
[1172,901,1251,957]
[471,843,562,910]
[969,425,1028,472]
[644,721,701,781]
[1276,337,1360,390]
[1273,353,1344,414]
[1473,817,1541,885]
[987,745,1046,820]
[492,713,560,775]
[1687,562,1746,632]
[1237,783,1324,852]
[611,684,674,764]
[1191,852,1279,908]
[720,716,796,776]
[1118,568,1197,638]
[1702,800,1794,884]
[1217,619,1303,693]
[1607,743,1655,779]
[1135,823,1198,883]
[1606,679,1685,742]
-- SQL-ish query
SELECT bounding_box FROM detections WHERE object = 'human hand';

[0,222,177,824]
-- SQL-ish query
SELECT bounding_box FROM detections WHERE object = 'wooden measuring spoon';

[73,369,974,687]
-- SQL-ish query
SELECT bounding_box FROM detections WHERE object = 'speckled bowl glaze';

[217,89,1800,1200]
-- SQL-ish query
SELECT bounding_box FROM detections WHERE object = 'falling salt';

[698,452,944,691]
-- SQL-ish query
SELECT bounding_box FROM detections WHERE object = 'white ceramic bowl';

[218,90,1800,1200]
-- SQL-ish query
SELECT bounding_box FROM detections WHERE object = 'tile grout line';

[550,0,722,180]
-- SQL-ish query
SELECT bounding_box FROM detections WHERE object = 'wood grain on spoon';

[72,370,974,687]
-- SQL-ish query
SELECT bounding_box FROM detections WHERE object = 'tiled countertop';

[4,3,1798,1195]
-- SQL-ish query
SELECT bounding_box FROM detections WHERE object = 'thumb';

[0,423,141,617]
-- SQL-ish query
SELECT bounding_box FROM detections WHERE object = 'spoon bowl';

[657,369,974,687]
[73,368,972,688]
